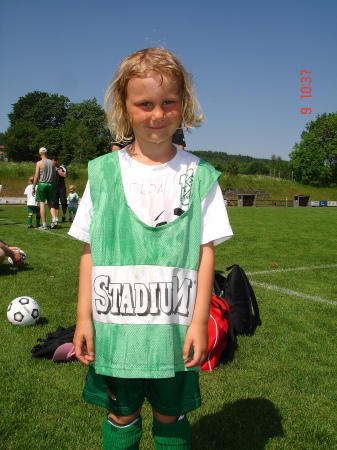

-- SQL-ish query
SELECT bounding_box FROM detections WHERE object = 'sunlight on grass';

[1,205,336,449]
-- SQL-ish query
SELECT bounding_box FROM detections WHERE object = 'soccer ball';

[8,249,26,266]
[7,296,40,326]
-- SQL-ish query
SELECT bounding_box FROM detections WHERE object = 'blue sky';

[1,0,336,160]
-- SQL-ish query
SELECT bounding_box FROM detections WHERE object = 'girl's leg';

[102,409,142,450]
[152,411,191,450]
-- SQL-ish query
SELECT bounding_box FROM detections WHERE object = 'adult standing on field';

[51,156,67,224]
[32,147,58,230]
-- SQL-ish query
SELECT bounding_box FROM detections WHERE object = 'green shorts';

[36,183,54,204]
[27,205,40,214]
[82,365,201,417]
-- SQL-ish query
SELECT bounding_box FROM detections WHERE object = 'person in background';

[67,185,79,222]
[51,156,67,224]
[24,176,40,228]
[32,147,58,230]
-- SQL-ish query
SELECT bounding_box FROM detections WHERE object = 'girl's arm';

[183,241,214,368]
[73,243,96,365]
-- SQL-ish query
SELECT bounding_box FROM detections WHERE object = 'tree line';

[2,91,111,165]
[1,91,336,186]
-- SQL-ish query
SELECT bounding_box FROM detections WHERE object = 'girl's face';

[125,71,182,146]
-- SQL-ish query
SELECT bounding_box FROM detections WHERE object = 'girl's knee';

[153,409,178,424]
[108,407,141,426]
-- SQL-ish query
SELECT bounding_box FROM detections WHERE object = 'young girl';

[67,185,79,221]
[69,48,233,449]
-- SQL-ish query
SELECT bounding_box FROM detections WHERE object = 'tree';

[226,158,239,175]
[244,160,269,175]
[5,93,111,163]
[270,154,277,176]
[289,112,337,185]
[61,99,111,164]
[8,91,70,129]
[32,129,64,156]
[4,121,39,161]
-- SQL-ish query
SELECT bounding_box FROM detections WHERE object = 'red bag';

[201,294,230,372]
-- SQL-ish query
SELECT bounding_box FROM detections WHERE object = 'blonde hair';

[104,48,204,142]
[29,176,34,184]
[69,185,76,190]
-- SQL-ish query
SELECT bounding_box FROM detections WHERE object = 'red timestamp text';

[300,70,312,114]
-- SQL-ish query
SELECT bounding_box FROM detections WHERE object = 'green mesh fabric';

[93,323,191,378]
[88,151,219,378]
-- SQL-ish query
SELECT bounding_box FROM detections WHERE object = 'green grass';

[1,206,337,449]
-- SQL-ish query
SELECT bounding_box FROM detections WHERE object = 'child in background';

[67,185,79,222]
[69,48,233,449]
[24,176,40,228]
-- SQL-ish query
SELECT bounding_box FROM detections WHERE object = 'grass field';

[1,205,336,449]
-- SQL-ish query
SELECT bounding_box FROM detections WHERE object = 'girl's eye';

[164,100,174,105]
[140,102,151,107]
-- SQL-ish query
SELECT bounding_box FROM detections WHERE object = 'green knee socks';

[102,414,191,449]
[152,415,191,449]
[102,415,142,450]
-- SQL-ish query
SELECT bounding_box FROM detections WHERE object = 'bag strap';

[243,274,262,326]
[214,272,226,297]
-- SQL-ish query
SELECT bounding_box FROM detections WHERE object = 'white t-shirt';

[69,147,233,246]
[24,184,39,207]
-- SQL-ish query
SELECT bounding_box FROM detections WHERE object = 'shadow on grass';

[0,264,34,275]
[36,316,49,326]
[192,398,284,450]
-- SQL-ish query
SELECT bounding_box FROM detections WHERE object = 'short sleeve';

[201,182,233,246]
[68,182,92,243]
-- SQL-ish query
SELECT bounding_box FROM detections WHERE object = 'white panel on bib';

[92,265,197,326]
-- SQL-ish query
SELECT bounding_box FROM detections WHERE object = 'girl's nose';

[152,106,165,120]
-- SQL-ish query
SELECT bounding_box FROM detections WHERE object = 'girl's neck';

[127,138,177,166]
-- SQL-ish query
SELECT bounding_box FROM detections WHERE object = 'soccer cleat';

[38,225,48,230]
[62,217,66,223]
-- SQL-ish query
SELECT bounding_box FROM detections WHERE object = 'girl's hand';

[73,319,95,365]
[182,321,208,368]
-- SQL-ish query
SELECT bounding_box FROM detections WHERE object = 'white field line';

[247,265,337,306]
[250,281,337,306]
[0,218,75,240]
[246,264,337,276]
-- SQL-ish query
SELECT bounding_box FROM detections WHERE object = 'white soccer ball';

[8,249,26,266]
[7,296,40,326]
